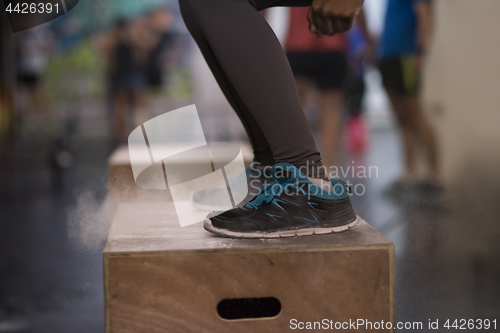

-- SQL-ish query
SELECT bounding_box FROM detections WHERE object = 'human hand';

[307,0,364,37]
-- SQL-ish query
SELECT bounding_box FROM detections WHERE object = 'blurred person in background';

[16,25,53,134]
[285,6,348,169]
[377,0,440,191]
[145,8,176,92]
[103,17,158,146]
[343,12,371,154]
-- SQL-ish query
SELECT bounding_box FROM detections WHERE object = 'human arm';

[414,0,433,55]
[355,8,377,63]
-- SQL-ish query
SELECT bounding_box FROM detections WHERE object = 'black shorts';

[286,51,348,91]
[18,73,40,88]
[379,55,420,95]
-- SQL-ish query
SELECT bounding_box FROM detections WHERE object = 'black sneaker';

[203,163,360,238]
[191,162,272,211]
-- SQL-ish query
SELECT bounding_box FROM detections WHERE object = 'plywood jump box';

[104,202,395,332]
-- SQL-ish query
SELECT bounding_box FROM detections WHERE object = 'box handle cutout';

[217,297,281,320]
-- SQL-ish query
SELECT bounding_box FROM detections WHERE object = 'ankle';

[308,176,334,191]
[309,173,330,182]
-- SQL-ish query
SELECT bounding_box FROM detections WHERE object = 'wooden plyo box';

[104,202,395,333]
[107,143,254,200]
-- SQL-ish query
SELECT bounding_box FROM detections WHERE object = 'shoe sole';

[203,215,361,239]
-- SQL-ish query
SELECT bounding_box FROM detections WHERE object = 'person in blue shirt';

[379,0,441,190]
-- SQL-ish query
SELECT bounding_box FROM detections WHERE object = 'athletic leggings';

[179,0,323,175]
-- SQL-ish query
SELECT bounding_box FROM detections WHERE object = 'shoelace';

[245,179,309,209]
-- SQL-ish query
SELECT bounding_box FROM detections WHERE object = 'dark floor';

[0,132,108,333]
[1,106,499,332]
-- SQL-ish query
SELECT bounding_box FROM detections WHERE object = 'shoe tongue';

[271,163,308,182]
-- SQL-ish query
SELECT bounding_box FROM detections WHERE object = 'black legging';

[180,0,322,175]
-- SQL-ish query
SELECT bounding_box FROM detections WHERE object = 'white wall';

[424,0,500,186]
[423,0,500,257]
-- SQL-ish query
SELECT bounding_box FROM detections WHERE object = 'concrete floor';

[0,136,107,333]
[1,96,499,332]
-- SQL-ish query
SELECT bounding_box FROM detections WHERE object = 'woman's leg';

[180,0,324,175]
[181,2,274,166]
[386,90,417,181]
[112,90,129,144]
[320,89,344,169]
[388,91,439,183]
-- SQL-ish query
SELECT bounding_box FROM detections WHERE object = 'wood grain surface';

[104,203,394,332]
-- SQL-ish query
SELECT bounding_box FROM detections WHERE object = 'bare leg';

[132,88,149,127]
[387,90,440,184]
[320,90,344,169]
[406,95,440,183]
[387,91,417,182]
[112,91,129,144]
[295,79,310,106]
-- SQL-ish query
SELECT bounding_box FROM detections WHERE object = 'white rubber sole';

[203,215,361,239]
